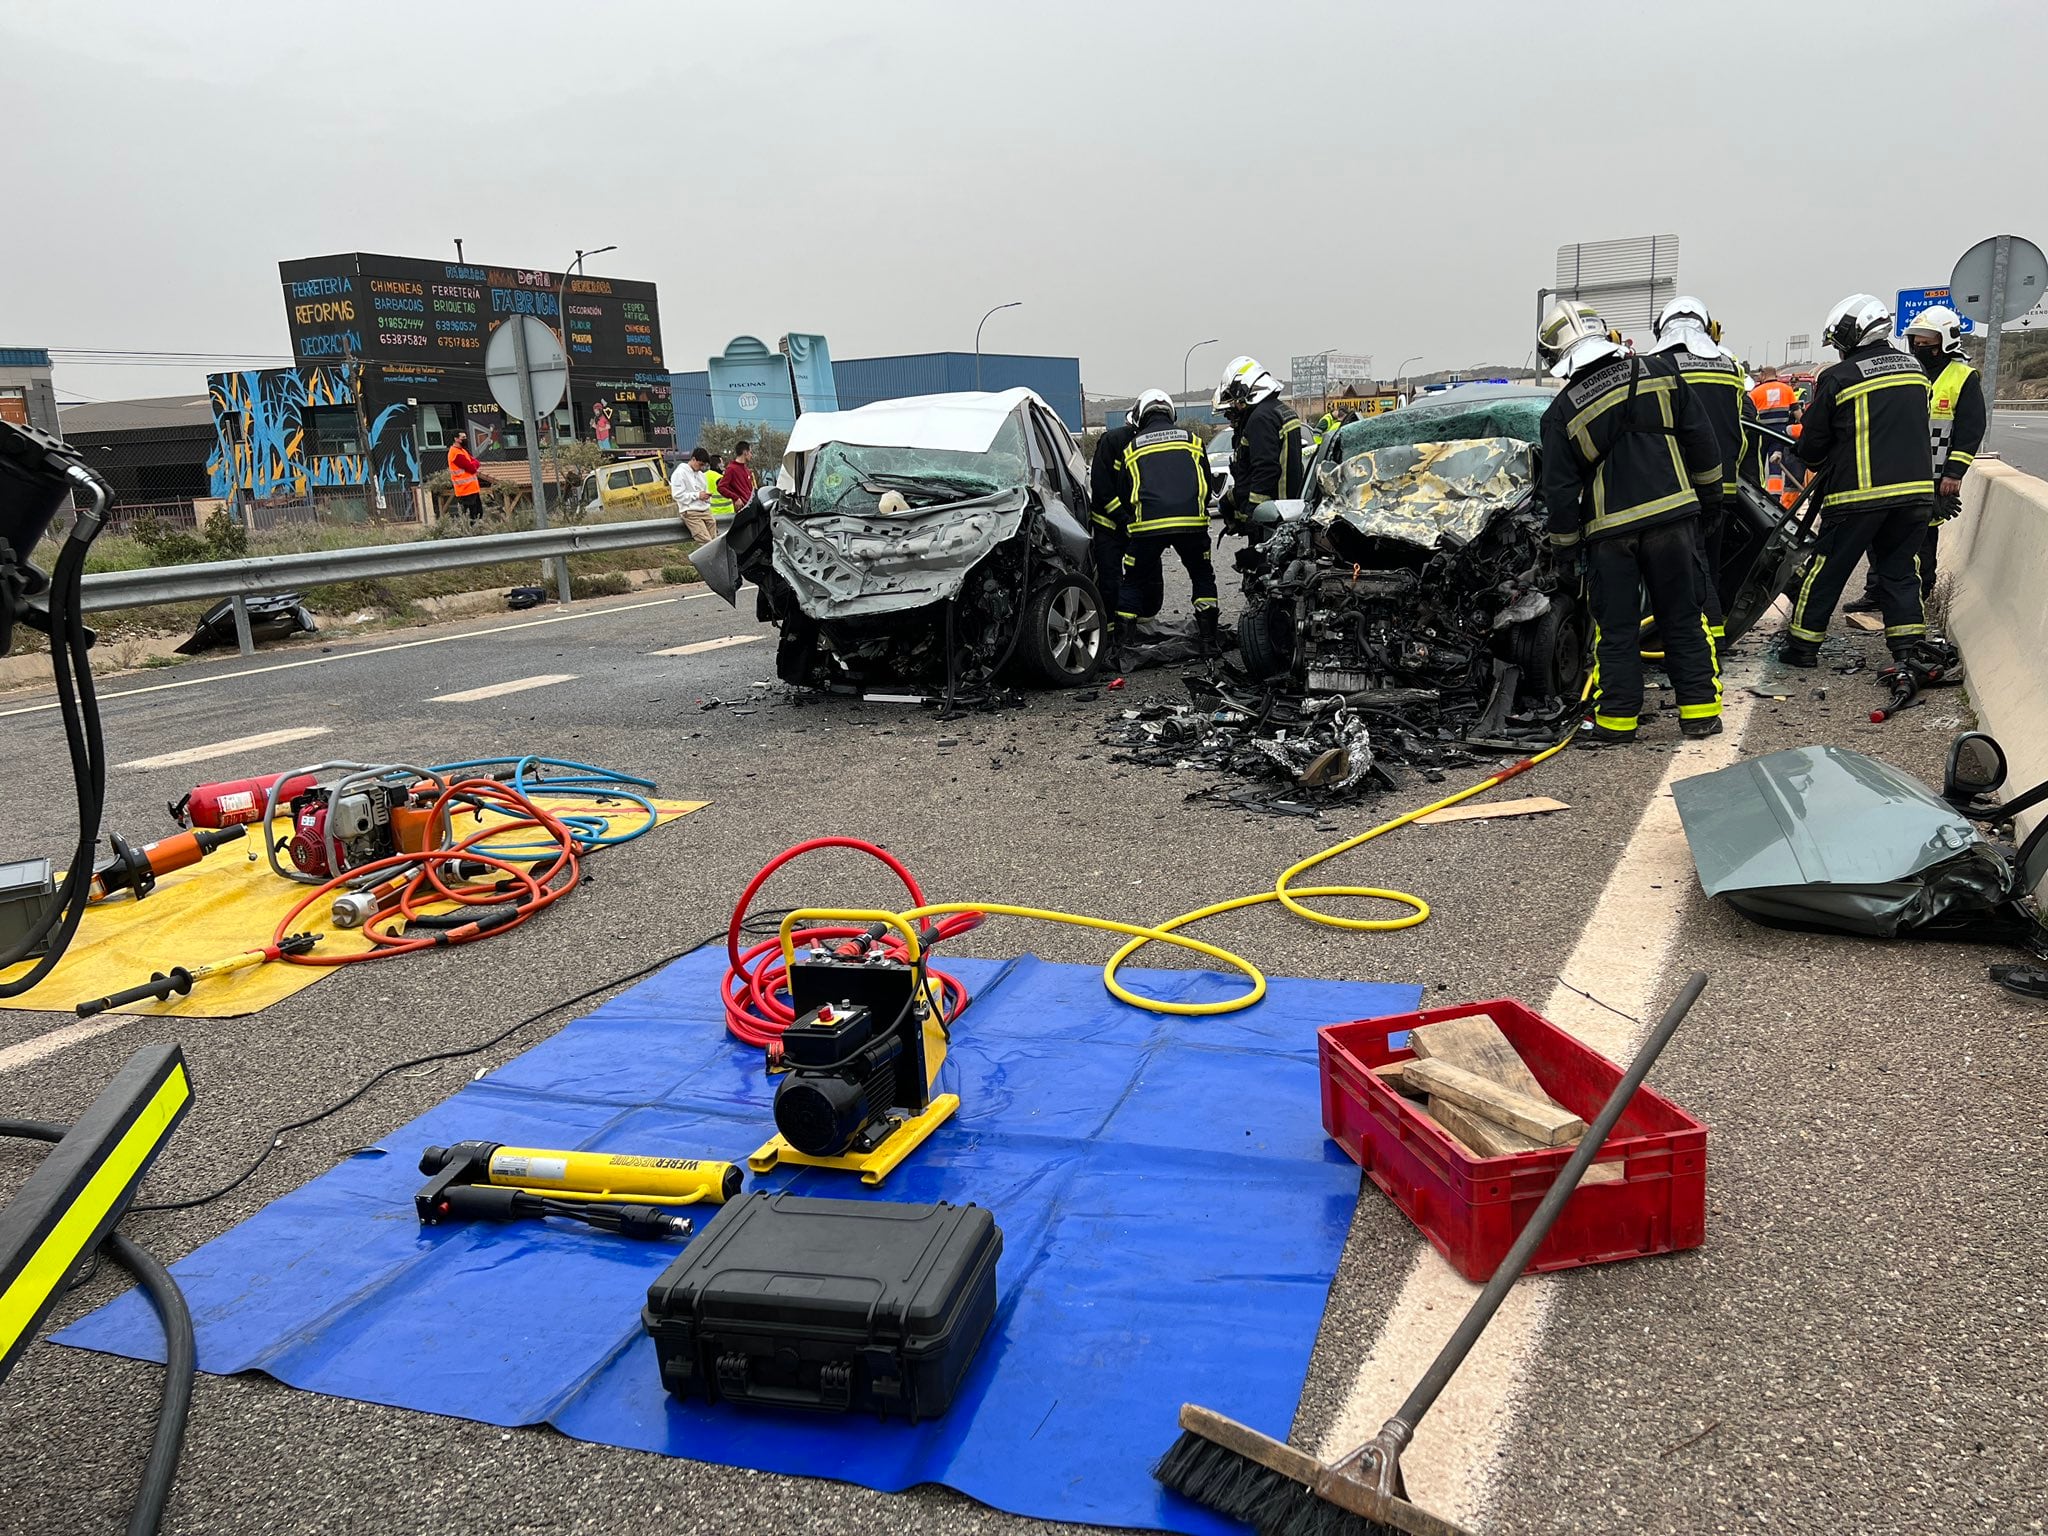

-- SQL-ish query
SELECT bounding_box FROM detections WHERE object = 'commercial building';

[206,252,672,505]
[0,348,61,436]
[57,395,217,517]
[668,349,1084,449]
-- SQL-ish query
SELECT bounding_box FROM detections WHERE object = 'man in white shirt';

[669,445,718,543]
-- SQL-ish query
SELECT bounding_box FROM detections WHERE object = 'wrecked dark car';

[695,389,1103,696]
[1674,733,2047,953]
[1232,386,1587,740]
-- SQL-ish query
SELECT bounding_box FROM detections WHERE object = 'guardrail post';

[230,595,255,656]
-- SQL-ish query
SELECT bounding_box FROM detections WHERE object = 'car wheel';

[1510,598,1588,699]
[1018,574,1104,686]
[1237,601,1295,680]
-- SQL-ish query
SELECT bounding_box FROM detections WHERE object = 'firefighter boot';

[1195,606,1220,660]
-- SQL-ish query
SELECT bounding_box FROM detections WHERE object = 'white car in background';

[1205,425,1233,509]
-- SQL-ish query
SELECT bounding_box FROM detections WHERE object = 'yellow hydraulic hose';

[786,688,1585,1018]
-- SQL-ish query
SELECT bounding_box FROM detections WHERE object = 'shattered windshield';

[1308,395,1547,550]
[803,418,1029,516]
[1315,436,1535,550]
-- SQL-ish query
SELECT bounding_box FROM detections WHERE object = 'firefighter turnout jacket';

[1926,356,1985,482]
[1117,416,1210,534]
[1664,347,1745,488]
[1228,395,1305,510]
[1798,343,1933,512]
[1089,419,1137,534]
[1540,351,1725,548]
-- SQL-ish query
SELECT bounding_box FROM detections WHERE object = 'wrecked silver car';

[1233,386,1588,739]
[695,389,1103,696]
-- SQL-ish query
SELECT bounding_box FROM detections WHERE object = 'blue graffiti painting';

[368,403,419,487]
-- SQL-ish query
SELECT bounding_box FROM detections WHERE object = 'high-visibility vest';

[707,468,730,517]
[1928,358,1976,471]
[448,444,480,497]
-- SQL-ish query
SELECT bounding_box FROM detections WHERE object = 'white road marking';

[0,598,680,721]
[0,1018,128,1075]
[116,725,332,772]
[429,673,577,703]
[1318,633,1775,1530]
[650,634,763,657]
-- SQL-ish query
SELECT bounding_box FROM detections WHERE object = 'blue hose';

[429,756,660,853]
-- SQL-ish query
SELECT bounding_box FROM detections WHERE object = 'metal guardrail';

[78,515,691,654]
[1993,399,2048,412]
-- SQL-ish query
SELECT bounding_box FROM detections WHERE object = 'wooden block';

[1846,611,1885,632]
[1429,1095,1544,1156]
[1415,795,1571,826]
[1429,1097,1624,1183]
[1409,1103,1485,1160]
[1394,1058,1587,1145]
[1410,1015,1549,1101]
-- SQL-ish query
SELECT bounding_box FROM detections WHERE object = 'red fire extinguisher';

[171,772,318,829]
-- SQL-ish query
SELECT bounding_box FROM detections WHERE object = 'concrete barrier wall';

[1944,459,2048,842]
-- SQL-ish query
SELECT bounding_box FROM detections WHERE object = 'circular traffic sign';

[483,314,568,421]
[1949,235,2048,326]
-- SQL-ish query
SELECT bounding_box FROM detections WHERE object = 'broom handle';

[1388,970,1708,1434]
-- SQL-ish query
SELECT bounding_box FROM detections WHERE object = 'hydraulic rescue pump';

[752,944,960,1186]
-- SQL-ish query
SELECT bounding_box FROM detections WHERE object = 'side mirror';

[1944,731,2008,802]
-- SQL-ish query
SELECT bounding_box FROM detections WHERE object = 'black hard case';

[643,1193,1001,1421]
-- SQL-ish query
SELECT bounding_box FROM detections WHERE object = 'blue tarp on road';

[59,946,1418,1533]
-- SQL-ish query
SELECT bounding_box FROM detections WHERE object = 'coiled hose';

[727,724,1580,1031]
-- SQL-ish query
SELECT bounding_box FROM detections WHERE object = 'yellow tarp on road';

[0,798,707,1020]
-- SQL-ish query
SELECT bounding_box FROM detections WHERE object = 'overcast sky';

[4,0,2043,404]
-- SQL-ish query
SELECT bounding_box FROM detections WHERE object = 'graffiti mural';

[207,367,424,499]
[207,366,367,498]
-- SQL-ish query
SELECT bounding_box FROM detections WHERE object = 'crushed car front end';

[1233,390,1586,740]
[694,391,1102,695]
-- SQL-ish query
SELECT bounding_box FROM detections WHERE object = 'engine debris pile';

[1099,673,1561,814]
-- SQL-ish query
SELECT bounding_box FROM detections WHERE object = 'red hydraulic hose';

[270,779,584,963]
[722,836,975,1048]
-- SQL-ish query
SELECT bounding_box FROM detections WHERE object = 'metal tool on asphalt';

[73,933,323,1016]
[1154,970,1710,1536]
[87,826,248,904]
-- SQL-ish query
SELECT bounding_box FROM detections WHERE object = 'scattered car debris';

[175,593,317,654]
[1673,738,2046,947]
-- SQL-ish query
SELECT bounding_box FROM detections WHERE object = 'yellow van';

[581,455,673,514]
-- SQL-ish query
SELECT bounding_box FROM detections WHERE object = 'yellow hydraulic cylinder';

[431,1143,742,1205]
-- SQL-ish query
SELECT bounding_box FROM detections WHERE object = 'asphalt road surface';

[1,579,2041,1535]
[1985,408,2048,480]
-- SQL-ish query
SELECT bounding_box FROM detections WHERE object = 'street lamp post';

[1397,355,1422,398]
[556,244,616,448]
[975,301,1022,390]
[1182,337,1219,412]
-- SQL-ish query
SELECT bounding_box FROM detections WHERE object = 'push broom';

[1156,970,1709,1536]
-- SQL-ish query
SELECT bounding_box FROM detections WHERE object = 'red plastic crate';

[1319,998,1707,1283]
